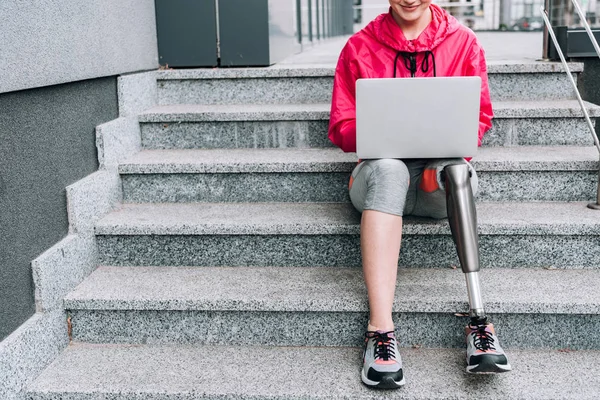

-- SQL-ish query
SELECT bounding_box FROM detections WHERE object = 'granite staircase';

[25,59,600,398]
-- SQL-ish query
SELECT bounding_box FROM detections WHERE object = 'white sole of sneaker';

[466,362,512,374]
[361,369,406,388]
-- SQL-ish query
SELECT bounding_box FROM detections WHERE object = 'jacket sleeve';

[328,44,359,153]
[466,40,493,146]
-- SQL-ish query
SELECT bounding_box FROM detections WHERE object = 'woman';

[328,0,511,388]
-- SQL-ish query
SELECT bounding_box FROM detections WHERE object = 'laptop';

[355,77,481,159]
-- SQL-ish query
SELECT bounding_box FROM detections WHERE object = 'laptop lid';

[356,77,481,159]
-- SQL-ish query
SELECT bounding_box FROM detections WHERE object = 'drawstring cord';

[393,50,437,78]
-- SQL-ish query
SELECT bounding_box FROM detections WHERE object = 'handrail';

[540,5,600,210]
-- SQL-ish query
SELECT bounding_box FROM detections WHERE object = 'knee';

[367,159,410,190]
[352,159,410,216]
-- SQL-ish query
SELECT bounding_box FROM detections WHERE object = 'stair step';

[138,101,600,149]
[95,202,600,268]
[66,266,600,314]
[64,266,600,347]
[118,147,599,203]
[26,344,600,399]
[155,62,584,105]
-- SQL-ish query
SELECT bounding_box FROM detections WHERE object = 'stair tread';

[138,100,600,122]
[95,202,600,236]
[27,343,600,399]
[155,61,584,79]
[65,266,600,315]
[118,146,600,174]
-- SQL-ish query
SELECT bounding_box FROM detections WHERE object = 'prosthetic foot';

[443,164,511,373]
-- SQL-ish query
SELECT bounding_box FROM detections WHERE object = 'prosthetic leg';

[443,163,511,373]
[443,164,486,324]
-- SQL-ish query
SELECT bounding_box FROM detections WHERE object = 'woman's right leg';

[349,159,411,331]
[350,159,411,389]
[361,210,403,331]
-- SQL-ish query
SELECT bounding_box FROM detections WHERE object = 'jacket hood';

[364,4,462,53]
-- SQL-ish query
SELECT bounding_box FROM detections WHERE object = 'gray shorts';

[349,158,478,218]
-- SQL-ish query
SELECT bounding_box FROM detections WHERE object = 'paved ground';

[279,31,544,66]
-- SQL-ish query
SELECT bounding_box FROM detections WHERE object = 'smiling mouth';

[401,4,421,9]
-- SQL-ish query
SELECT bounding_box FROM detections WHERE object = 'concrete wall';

[0,77,119,341]
[0,0,158,340]
[0,0,158,94]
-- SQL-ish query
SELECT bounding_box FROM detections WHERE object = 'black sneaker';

[465,322,512,374]
[361,330,405,388]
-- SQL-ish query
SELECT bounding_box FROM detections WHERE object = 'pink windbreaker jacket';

[328,5,493,153]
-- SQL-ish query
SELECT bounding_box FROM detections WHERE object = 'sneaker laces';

[469,324,497,351]
[366,331,396,361]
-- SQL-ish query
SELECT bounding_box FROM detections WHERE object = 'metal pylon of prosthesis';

[443,164,485,319]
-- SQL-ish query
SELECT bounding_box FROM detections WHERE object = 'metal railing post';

[316,0,320,40]
[296,0,303,44]
[541,5,600,210]
[543,0,551,59]
[308,0,313,42]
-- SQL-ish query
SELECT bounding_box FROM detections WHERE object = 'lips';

[401,4,421,10]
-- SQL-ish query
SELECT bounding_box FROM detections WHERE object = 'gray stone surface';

[485,61,583,73]
[122,173,352,203]
[96,231,600,268]
[96,118,143,169]
[489,72,577,102]
[157,76,334,106]
[0,0,158,94]
[0,310,67,400]
[30,169,122,312]
[95,202,600,236]
[146,101,600,122]
[67,309,600,349]
[140,120,333,149]
[471,146,599,170]
[121,170,597,203]
[475,170,597,201]
[140,117,593,149]
[483,117,595,146]
[156,62,582,105]
[117,71,157,118]
[66,266,600,315]
[31,235,97,312]
[117,147,599,202]
[25,344,600,399]
[119,148,357,173]
[120,146,597,173]
[154,62,583,80]
[492,100,600,118]
[139,101,600,150]
[64,267,600,348]
[139,103,331,122]
[94,202,600,268]
[66,171,122,235]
